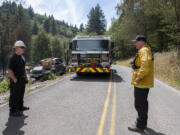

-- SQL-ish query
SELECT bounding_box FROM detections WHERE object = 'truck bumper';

[68,67,110,73]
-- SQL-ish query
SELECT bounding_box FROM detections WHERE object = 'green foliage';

[87,4,106,35]
[41,72,57,81]
[0,1,79,69]
[43,18,50,33]
[28,6,34,19]
[108,0,178,59]
[51,36,63,58]
[50,16,57,35]
[32,21,38,35]
[32,30,51,64]
[0,79,10,94]
[0,1,31,73]
[48,73,57,80]
[79,23,84,32]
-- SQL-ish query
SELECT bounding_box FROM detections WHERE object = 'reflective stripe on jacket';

[131,45,154,88]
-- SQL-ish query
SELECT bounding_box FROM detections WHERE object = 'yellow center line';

[109,78,117,135]
[96,75,112,135]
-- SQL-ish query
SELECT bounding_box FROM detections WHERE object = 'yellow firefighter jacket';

[131,45,154,88]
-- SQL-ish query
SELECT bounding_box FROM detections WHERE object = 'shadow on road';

[70,69,123,83]
[140,128,166,135]
[2,115,28,135]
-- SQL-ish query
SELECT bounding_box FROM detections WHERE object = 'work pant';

[9,77,26,113]
[134,86,149,129]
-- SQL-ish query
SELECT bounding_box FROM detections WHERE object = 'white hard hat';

[14,40,26,48]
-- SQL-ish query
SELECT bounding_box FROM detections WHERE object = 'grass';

[154,51,180,89]
[115,51,180,90]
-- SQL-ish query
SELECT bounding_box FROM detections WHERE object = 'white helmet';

[14,40,26,48]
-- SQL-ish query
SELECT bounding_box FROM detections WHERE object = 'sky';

[22,0,122,29]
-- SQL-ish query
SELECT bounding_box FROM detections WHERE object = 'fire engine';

[68,35,114,75]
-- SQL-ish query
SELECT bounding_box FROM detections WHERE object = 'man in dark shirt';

[8,40,29,117]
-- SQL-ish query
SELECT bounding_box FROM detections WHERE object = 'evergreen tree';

[79,23,84,32]
[14,4,31,61]
[32,21,38,35]
[172,0,180,59]
[87,4,106,35]
[51,37,63,58]
[50,16,57,35]
[0,1,83,67]
[28,5,34,19]
[32,30,51,63]
[108,0,178,59]
[43,18,50,33]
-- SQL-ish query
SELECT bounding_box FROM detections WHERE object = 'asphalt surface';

[0,65,180,135]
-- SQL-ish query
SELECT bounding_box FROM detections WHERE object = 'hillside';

[0,1,79,72]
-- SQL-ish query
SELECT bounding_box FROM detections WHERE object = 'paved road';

[0,65,180,135]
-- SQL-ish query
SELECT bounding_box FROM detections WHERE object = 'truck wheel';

[76,72,82,76]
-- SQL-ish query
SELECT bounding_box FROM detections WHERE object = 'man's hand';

[135,77,141,83]
[8,69,17,83]
[13,78,17,83]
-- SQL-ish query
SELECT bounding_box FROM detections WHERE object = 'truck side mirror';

[111,42,115,49]
[69,42,72,50]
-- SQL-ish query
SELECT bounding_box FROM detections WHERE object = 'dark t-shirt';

[8,53,26,77]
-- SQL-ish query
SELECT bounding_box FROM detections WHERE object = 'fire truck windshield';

[72,40,109,51]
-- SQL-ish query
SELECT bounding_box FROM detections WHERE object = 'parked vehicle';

[51,58,66,75]
[31,66,50,79]
[30,58,66,80]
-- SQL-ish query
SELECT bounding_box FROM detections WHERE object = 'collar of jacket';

[139,44,149,51]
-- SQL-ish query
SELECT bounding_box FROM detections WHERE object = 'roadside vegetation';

[0,73,66,94]
[115,51,180,89]
[108,0,180,61]
[0,79,10,94]
[109,0,180,90]
[154,51,180,89]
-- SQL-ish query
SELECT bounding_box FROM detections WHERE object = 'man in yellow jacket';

[128,35,154,133]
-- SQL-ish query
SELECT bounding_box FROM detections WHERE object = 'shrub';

[0,79,10,94]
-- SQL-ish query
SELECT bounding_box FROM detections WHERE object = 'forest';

[108,0,180,60]
[0,1,80,73]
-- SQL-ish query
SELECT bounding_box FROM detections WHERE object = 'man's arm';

[8,69,17,83]
[137,49,152,80]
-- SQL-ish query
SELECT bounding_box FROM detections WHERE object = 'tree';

[87,4,106,35]
[79,23,84,32]
[51,37,63,58]
[0,1,31,71]
[172,0,180,59]
[0,1,80,68]
[108,0,178,60]
[0,9,12,75]
[32,21,38,35]
[32,30,51,63]
[28,5,34,19]
[13,4,31,61]
[43,18,50,33]
[50,16,57,35]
